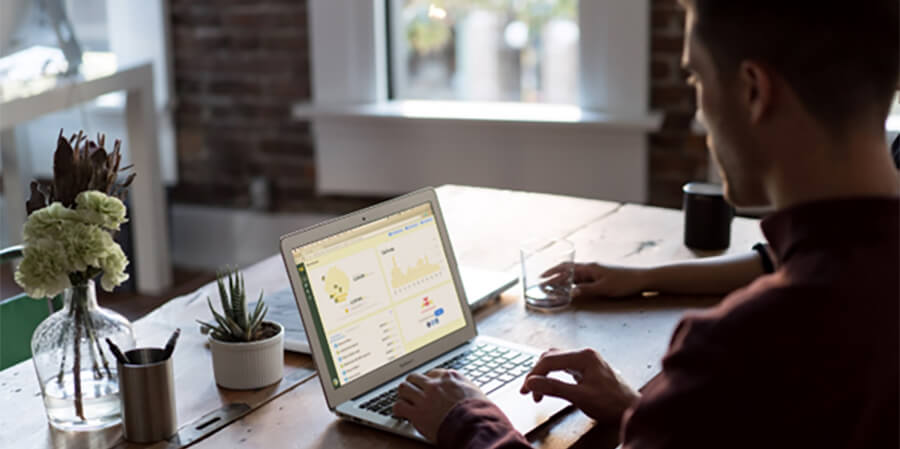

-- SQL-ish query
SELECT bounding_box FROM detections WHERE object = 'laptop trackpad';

[492,379,572,435]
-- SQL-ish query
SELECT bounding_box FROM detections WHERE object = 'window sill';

[292,100,662,132]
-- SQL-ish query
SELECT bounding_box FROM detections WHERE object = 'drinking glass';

[520,239,575,311]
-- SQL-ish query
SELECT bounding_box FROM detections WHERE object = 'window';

[389,0,579,104]
[0,0,113,99]
[304,0,656,202]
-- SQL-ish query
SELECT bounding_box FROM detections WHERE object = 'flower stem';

[72,302,85,421]
[56,307,75,385]
[85,316,103,380]
[84,311,111,379]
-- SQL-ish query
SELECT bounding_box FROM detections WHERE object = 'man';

[392,0,900,448]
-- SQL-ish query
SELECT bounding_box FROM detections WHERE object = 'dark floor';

[1,263,216,321]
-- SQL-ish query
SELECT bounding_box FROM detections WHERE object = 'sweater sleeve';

[437,399,532,449]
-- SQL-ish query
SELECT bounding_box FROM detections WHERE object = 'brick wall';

[648,0,709,208]
[170,0,375,213]
[169,0,705,211]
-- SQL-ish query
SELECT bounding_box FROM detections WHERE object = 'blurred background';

[1,0,897,317]
[391,0,578,103]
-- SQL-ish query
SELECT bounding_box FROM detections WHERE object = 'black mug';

[682,182,734,250]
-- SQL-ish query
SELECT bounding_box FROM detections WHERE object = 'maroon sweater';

[437,197,900,449]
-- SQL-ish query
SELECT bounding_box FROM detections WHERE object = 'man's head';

[679,0,899,207]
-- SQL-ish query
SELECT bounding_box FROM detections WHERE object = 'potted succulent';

[196,270,283,389]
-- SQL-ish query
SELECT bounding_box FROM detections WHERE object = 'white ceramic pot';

[209,322,284,390]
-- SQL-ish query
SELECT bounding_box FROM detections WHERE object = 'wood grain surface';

[0,185,764,449]
[0,256,315,449]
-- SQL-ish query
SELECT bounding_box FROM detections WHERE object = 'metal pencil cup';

[118,348,177,443]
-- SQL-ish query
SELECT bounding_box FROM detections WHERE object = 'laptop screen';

[290,202,467,389]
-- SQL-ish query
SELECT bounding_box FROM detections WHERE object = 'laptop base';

[334,336,570,444]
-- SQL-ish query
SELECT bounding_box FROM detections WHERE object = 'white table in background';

[0,62,172,294]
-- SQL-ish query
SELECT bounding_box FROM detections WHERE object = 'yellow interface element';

[292,203,467,386]
[390,255,441,290]
[322,266,350,304]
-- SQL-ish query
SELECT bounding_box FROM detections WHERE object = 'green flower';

[16,198,131,297]
[58,222,116,274]
[75,191,127,231]
[14,243,72,299]
[99,245,130,292]
[21,202,81,242]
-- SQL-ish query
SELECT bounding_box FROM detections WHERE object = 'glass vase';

[30,280,135,431]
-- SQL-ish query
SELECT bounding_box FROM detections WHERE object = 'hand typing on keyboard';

[520,348,639,424]
[362,343,535,421]
[392,369,486,442]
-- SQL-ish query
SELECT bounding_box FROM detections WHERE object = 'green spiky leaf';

[251,305,267,330]
[207,297,241,336]
[216,276,230,318]
[196,320,219,335]
[248,290,265,325]
[236,273,247,329]
[199,268,271,342]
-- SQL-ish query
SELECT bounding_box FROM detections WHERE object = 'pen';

[163,328,181,359]
[106,338,130,365]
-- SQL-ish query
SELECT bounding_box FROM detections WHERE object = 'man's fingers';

[392,398,416,419]
[543,263,598,284]
[572,281,608,299]
[397,380,425,405]
[521,347,560,394]
[541,262,573,278]
[524,375,581,403]
[406,373,431,390]
[541,271,571,288]
[522,349,596,391]
[565,368,584,382]
[571,263,602,282]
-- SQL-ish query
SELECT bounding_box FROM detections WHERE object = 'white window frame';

[300,0,661,202]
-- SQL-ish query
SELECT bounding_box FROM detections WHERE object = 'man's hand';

[520,348,639,423]
[393,369,488,441]
[543,262,648,298]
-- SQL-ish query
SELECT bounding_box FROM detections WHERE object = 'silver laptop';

[261,268,516,354]
[460,267,518,311]
[279,187,569,442]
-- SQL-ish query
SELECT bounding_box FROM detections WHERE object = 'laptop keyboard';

[358,342,536,417]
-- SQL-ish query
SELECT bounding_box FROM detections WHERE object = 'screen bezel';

[279,187,477,408]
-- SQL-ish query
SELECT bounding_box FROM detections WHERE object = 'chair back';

[0,246,62,370]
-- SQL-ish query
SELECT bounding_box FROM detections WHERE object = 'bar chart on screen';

[378,222,449,298]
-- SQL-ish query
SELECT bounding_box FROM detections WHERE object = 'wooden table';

[0,185,764,449]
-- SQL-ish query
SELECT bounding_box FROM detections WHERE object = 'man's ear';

[738,61,773,124]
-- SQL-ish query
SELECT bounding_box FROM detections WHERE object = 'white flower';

[15,196,131,297]
[21,202,80,242]
[14,243,72,299]
[99,245,130,292]
[75,191,127,231]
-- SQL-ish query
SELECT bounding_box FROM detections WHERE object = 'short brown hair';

[688,0,899,130]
